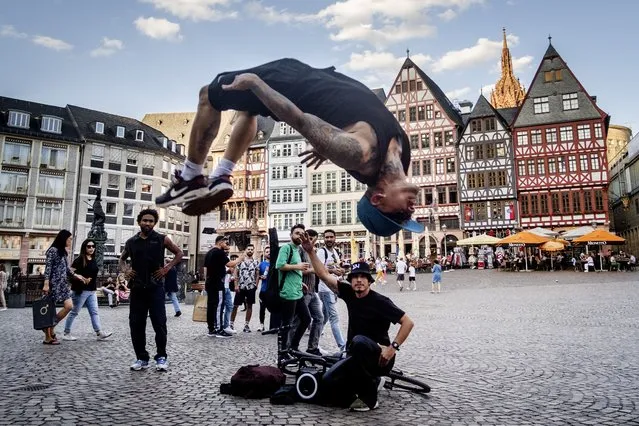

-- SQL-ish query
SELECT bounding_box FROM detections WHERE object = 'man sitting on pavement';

[300,232,415,412]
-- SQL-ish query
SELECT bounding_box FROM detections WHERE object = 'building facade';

[458,95,519,237]
[385,57,463,257]
[512,40,610,230]
[609,132,639,255]
[0,97,82,276]
[267,122,308,242]
[606,124,632,170]
[68,105,190,272]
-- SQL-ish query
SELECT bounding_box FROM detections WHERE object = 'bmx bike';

[264,326,430,401]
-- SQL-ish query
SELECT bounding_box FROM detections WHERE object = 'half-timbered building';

[512,40,610,230]
[385,57,463,257]
[458,95,518,236]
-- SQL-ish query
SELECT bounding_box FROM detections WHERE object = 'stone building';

[609,132,639,255]
[607,124,632,169]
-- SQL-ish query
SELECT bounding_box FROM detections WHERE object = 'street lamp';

[441,224,447,269]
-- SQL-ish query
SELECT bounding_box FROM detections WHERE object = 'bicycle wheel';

[385,370,430,394]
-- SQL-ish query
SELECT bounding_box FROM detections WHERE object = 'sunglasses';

[86,245,95,248]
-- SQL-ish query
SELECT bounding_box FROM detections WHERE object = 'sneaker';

[96,330,112,340]
[243,324,251,333]
[224,327,237,334]
[181,176,233,216]
[175,311,182,317]
[130,360,149,371]
[215,330,233,338]
[349,398,379,412]
[62,333,77,341]
[155,357,168,372]
[377,377,387,392]
[0,307,7,311]
[207,330,217,337]
[155,170,209,208]
[256,324,264,332]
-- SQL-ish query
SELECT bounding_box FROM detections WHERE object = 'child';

[408,262,417,291]
[431,259,442,294]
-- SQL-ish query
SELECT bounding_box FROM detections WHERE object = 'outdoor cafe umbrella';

[573,230,625,272]
[540,240,566,270]
[456,233,502,246]
[497,231,550,271]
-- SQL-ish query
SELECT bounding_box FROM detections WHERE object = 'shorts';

[409,276,415,282]
[234,288,257,306]
[397,274,405,281]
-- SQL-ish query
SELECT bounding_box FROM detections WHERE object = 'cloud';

[344,50,432,73]
[1,25,27,38]
[134,17,183,41]
[32,35,73,51]
[432,34,519,72]
[512,55,534,72]
[139,0,237,21]
[480,84,496,96]
[244,1,315,24]
[438,9,457,21]
[445,87,471,100]
[90,37,124,57]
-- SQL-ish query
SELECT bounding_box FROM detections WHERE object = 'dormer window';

[116,126,125,138]
[160,136,168,148]
[41,116,62,134]
[95,122,104,134]
[8,111,30,128]
[135,130,144,141]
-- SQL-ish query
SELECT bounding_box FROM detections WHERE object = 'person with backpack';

[317,229,346,352]
[276,224,311,358]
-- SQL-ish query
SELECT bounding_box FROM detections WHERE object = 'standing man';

[295,229,324,356]
[257,247,270,332]
[276,224,311,356]
[203,235,243,337]
[317,229,346,351]
[395,257,407,292]
[120,209,183,372]
[231,244,260,333]
[154,58,424,238]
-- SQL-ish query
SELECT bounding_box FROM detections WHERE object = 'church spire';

[491,28,526,108]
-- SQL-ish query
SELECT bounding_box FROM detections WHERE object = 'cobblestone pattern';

[0,270,638,425]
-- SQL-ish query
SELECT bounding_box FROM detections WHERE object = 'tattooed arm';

[223,73,377,174]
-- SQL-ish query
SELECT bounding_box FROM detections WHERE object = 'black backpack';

[262,228,293,314]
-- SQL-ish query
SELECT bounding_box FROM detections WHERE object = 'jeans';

[280,297,311,352]
[292,293,324,351]
[167,292,181,314]
[222,288,233,329]
[322,335,394,408]
[102,287,115,306]
[64,291,102,333]
[319,291,345,349]
[129,285,167,362]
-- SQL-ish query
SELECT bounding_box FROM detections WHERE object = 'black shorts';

[397,274,405,281]
[409,276,415,282]
[234,288,257,306]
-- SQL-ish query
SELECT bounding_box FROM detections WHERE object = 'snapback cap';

[357,196,425,237]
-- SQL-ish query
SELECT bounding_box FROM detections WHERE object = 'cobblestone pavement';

[1,269,638,425]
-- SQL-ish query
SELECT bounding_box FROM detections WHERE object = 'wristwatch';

[391,341,400,351]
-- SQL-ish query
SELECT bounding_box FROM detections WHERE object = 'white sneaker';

[0,307,7,311]
[224,327,237,334]
[62,333,77,341]
[97,331,113,340]
[256,324,264,332]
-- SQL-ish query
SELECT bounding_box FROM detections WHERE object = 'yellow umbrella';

[540,241,565,251]
[350,231,358,263]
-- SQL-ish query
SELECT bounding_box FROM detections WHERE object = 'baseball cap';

[357,196,425,237]
[347,261,374,283]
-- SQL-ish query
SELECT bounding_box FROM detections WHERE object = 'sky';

[1,0,638,133]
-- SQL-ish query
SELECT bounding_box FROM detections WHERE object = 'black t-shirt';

[71,256,99,292]
[205,247,229,291]
[337,281,405,347]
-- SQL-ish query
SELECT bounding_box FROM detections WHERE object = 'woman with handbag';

[42,230,85,345]
[62,239,113,341]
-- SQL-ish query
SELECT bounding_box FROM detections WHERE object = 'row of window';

[466,171,508,189]
[2,141,68,169]
[272,213,306,231]
[0,198,62,227]
[7,111,62,134]
[310,201,357,227]
[394,79,424,94]
[411,157,455,176]
[271,189,304,204]
[532,92,579,114]
[310,171,366,195]
[470,118,497,133]
[520,190,605,216]
[393,104,442,123]
[0,171,67,197]
[516,123,603,146]
[271,142,303,158]
[219,202,266,222]
[409,131,455,150]
[517,154,601,177]
[465,142,507,160]
[272,165,303,180]
[232,176,264,191]
[463,200,516,221]
[415,186,458,207]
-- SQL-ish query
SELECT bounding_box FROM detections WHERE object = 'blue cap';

[357,196,425,237]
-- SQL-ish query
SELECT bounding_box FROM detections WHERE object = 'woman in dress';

[42,230,85,345]
[62,239,113,341]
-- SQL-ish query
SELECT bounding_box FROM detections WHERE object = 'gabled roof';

[371,88,386,103]
[496,107,518,126]
[462,94,513,134]
[513,40,608,128]
[67,104,178,154]
[403,58,463,127]
[210,113,275,152]
[0,96,81,143]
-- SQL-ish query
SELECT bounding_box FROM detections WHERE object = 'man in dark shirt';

[155,58,424,237]
[301,232,414,412]
[203,235,244,338]
[120,209,183,372]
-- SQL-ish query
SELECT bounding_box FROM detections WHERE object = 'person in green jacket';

[276,223,311,356]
